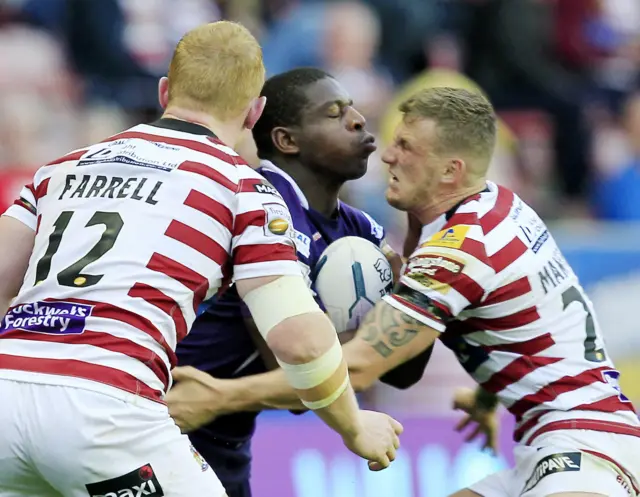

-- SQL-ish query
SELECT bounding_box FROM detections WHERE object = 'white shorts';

[469,429,640,497]
[0,379,226,497]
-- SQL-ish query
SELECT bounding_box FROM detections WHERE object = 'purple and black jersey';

[176,161,385,485]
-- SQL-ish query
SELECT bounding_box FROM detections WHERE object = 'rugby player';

[169,67,433,497]
[0,23,402,497]
[166,87,640,497]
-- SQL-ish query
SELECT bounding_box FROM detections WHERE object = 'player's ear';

[271,127,300,155]
[158,77,169,109]
[442,158,464,184]
[243,96,267,130]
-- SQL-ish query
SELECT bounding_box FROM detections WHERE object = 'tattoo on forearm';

[372,341,393,357]
[360,303,420,358]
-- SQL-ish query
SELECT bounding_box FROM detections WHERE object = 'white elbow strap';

[279,335,349,410]
[242,275,322,338]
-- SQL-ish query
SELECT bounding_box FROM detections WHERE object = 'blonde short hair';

[399,87,497,162]
[167,21,265,120]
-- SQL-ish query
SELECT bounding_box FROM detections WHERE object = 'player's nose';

[347,107,366,132]
[381,146,396,165]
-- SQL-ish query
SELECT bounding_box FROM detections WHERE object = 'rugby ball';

[315,237,394,333]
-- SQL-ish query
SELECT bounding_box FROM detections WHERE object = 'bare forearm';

[343,300,439,388]
[218,370,371,413]
[222,368,305,412]
[221,303,439,414]
[216,344,373,414]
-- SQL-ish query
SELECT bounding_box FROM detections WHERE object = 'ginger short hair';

[167,21,265,120]
[399,87,497,163]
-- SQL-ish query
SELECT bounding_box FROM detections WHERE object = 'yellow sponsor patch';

[422,225,470,249]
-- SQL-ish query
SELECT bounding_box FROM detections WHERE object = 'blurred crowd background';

[1,1,640,495]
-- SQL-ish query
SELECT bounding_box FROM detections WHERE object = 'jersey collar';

[444,183,491,220]
[419,182,492,243]
[148,118,217,138]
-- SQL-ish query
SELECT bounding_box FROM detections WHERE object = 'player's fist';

[453,387,499,454]
[341,410,403,471]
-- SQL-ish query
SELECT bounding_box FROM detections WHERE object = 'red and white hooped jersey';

[0,119,300,405]
[383,182,640,444]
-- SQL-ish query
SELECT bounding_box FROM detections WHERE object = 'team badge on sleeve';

[262,202,293,237]
[422,225,469,249]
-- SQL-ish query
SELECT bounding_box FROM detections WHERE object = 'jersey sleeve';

[382,224,494,331]
[230,166,301,281]
[360,210,386,247]
[2,166,53,231]
[359,210,399,261]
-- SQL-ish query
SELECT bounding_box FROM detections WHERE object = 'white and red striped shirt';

[0,119,300,405]
[384,182,640,444]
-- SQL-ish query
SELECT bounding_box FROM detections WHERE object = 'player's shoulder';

[118,122,251,178]
[135,122,244,157]
[456,183,532,236]
[337,202,385,242]
[414,184,516,262]
[415,222,489,272]
[255,161,311,210]
[417,183,547,269]
[32,144,98,190]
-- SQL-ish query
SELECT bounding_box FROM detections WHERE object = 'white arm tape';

[276,334,343,389]
[302,375,349,410]
[242,275,322,339]
[278,336,349,410]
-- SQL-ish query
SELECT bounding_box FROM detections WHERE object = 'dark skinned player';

[172,68,433,497]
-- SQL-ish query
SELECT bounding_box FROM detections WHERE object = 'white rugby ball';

[315,236,394,333]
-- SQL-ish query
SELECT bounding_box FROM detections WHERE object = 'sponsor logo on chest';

[422,225,470,249]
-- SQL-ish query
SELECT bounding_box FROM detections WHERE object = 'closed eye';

[327,104,343,118]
